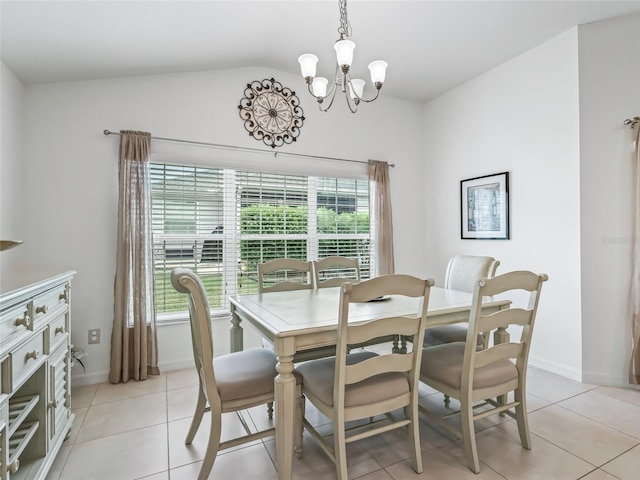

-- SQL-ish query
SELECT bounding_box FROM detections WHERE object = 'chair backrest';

[170,268,221,410]
[258,258,313,293]
[464,271,548,390]
[444,255,500,293]
[312,256,361,289]
[336,274,434,414]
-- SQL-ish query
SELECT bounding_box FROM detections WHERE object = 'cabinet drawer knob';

[14,312,31,328]
[48,399,59,409]
[59,291,68,301]
[9,459,20,473]
[36,304,48,314]
[55,326,66,335]
[26,349,40,360]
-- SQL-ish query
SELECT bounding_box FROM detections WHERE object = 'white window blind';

[150,162,371,320]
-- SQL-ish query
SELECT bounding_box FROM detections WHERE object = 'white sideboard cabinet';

[0,271,75,480]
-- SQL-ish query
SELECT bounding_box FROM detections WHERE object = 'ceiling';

[2,1,639,103]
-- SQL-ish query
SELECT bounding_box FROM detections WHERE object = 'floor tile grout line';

[592,385,640,408]
[596,443,640,471]
[87,389,169,407]
[553,401,640,441]
[73,419,170,446]
[518,404,640,469]
[526,428,603,470]
[577,467,623,480]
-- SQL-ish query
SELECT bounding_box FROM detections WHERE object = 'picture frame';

[461,171,509,240]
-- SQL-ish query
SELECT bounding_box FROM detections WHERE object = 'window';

[151,163,370,320]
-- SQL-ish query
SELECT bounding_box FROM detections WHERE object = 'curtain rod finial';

[103,129,111,135]
[624,117,640,128]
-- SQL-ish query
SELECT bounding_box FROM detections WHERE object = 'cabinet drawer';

[10,332,45,391]
[32,285,68,324]
[47,314,69,352]
[49,344,70,440]
[0,303,31,349]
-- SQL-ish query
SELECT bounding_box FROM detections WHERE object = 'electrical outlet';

[88,328,101,344]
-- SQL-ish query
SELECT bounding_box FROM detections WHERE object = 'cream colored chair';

[258,257,336,361]
[312,256,361,289]
[257,258,313,292]
[419,270,548,474]
[171,268,299,480]
[423,255,500,348]
[295,274,434,480]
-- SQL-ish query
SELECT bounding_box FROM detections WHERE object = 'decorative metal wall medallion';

[238,78,305,148]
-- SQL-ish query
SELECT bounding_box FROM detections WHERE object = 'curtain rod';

[624,117,639,129]
[102,130,394,167]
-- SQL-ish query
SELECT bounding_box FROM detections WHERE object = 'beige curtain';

[368,160,395,276]
[109,130,160,383]
[630,120,640,384]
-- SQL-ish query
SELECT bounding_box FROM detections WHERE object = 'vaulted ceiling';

[2,1,639,103]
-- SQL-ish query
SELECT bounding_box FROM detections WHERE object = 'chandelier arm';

[344,90,358,113]
[305,82,319,99]
[319,84,338,112]
[344,71,381,104]
[329,64,341,97]
[349,85,381,104]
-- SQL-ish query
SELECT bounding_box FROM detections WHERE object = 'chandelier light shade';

[298,54,318,78]
[298,0,388,113]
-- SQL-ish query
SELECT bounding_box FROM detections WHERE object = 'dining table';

[228,285,511,480]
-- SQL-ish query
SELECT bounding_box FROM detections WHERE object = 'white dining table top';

[229,286,511,337]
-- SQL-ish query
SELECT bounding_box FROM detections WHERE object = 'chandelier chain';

[338,0,351,38]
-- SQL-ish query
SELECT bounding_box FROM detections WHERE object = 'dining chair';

[419,270,548,474]
[171,268,301,480]
[257,258,313,292]
[295,274,435,480]
[258,257,336,361]
[423,255,500,349]
[312,256,361,289]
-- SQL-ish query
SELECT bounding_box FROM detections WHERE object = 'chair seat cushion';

[296,351,410,408]
[424,324,484,347]
[421,343,517,390]
[214,348,278,401]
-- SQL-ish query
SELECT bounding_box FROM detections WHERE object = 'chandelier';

[297,0,388,113]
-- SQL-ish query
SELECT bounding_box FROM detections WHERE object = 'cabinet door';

[48,344,69,442]
[0,407,6,480]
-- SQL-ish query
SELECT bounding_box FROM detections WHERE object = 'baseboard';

[158,357,194,372]
[528,354,582,382]
[70,358,194,387]
[71,370,110,386]
[580,370,634,387]
[529,355,636,387]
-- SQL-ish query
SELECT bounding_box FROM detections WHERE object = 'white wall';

[0,61,26,278]
[422,30,583,379]
[6,15,636,387]
[13,67,424,384]
[578,13,640,385]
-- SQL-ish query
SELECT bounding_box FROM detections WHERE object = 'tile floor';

[47,352,640,480]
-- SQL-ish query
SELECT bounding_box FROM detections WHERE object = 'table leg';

[275,350,295,480]
[230,303,243,353]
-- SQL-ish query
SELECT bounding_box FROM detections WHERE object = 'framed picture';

[461,172,509,240]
